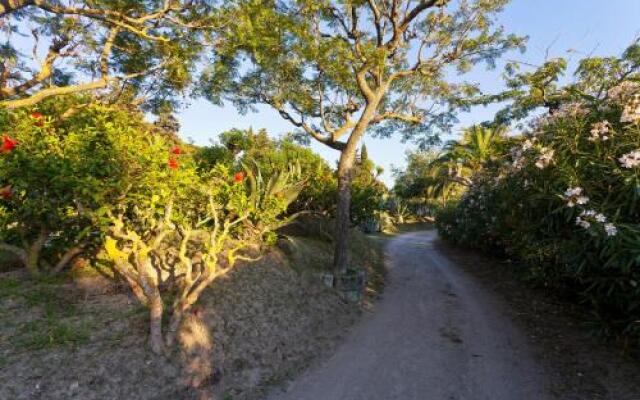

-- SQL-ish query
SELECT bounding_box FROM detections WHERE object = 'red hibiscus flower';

[171,146,182,155]
[1,135,17,153]
[168,158,179,170]
[234,172,244,183]
[31,112,44,127]
[0,185,12,199]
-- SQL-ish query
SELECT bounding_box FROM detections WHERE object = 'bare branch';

[371,111,422,124]
[0,64,165,109]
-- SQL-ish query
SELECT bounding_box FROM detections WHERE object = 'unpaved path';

[268,230,552,400]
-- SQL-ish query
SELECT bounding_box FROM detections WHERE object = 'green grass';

[14,317,91,350]
[0,276,93,351]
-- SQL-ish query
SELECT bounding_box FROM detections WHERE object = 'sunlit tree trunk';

[333,100,380,278]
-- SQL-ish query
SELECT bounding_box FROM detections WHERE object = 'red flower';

[1,135,17,153]
[31,112,44,127]
[168,158,179,170]
[171,146,182,155]
[234,172,244,183]
[0,185,12,199]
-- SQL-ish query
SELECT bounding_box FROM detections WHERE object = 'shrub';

[0,100,162,276]
[437,80,640,344]
[104,153,304,353]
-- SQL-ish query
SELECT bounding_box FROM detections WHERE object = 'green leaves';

[436,67,640,343]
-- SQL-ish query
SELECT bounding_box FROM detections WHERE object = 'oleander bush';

[437,80,640,344]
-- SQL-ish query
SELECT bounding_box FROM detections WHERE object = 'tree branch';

[0,64,164,109]
[371,111,422,124]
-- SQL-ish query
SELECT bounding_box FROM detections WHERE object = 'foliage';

[242,159,306,236]
[205,0,525,147]
[0,0,220,111]
[394,125,508,208]
[196,128,338,214]
[102,145,304,353]
[437,63,640,344]
[351,146,388,227]
[0,98,161,276]
[490,39,640,125]
[203,0,524,272]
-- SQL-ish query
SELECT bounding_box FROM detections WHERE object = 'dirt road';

[268,230,552,400]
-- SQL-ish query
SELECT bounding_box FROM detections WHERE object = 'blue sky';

[176,0,640,186]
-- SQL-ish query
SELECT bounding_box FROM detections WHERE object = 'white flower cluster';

[619,149,640,169]
[621,94,640,123]
[521,138,535,151]
[589,120,612,142]
[535,147,555,169]
[608,81,640,103]
[552,103,588,120]
[510,138,555,171]
[575,210,618,236]
[563,187,589,207]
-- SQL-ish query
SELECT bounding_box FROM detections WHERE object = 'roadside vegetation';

[3,0,639,397]
[395,42,640,348]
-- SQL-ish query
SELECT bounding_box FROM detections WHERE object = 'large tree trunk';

[332,98,380,280]
[333,149,357,278]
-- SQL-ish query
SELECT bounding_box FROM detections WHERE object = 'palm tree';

[422,125,507,203]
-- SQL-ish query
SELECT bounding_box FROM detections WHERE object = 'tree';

[490,39,640,125]
[0,0,219,111]
[204,0,525,275]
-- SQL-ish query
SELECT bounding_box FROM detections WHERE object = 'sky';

[177,0,640,187]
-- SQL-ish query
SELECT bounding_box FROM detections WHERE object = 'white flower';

[604,223,618,237]
[511,156,526,171]
[564,187,589,207]
[576,217,591,229]
[535,148,555,169]
[608,81,640,103]
[589,120,612,142]
[595,213,607,223]
[576,196,589,205]
[619,149,640,169]
[521,139,536,151]
[564,187,583,197]
[620,94,640,123]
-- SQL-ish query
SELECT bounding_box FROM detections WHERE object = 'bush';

[103,150,305,353]
[0,100,164,276]
[195,128,338,214]
[437,81,640,344]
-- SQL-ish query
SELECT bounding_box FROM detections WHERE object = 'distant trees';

[394,125,507,206]
[202,0,525,275]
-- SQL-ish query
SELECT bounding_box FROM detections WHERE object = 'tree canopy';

[202,0,525,148]
[0,0,220,111]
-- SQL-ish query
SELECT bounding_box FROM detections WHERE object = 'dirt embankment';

[0,221,385,400]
